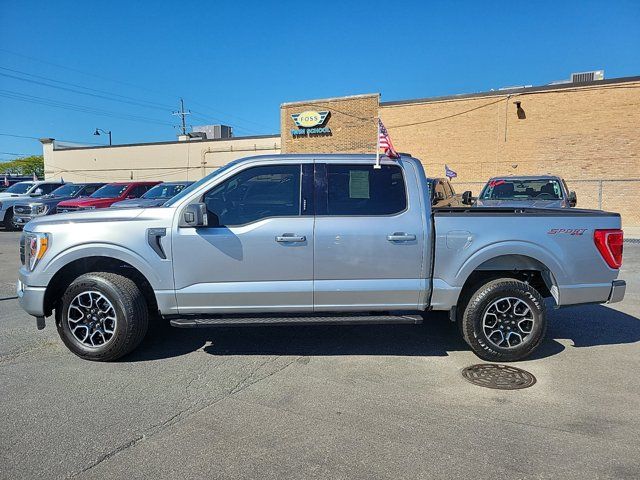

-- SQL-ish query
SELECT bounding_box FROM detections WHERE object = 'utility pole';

[172,98,191,135]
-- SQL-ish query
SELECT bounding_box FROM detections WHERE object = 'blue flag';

[445,165,457,179]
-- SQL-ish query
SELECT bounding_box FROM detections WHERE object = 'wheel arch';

[43,255,158,318]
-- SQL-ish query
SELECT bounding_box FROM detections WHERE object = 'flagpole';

[374,117,381,169]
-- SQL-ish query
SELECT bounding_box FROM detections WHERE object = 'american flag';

[378,119,399,158]
[32,171,37,181]
[3,175,8,187]
[445,165,457,179]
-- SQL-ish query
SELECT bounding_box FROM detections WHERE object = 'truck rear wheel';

[459,278,546,362]
[56,272,148,361]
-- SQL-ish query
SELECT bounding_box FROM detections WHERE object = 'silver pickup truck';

[17,154,626,362]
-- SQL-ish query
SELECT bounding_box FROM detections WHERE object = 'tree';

[0,155,44,178]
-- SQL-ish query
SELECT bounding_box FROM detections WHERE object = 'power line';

[0,89,175,126]
[0,67,176,112]
[0,48,274,134]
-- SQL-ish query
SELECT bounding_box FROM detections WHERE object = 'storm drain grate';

[461,364,536,390]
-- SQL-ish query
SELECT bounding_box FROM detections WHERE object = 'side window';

[203,164,301,227]
[443,181,454,197]
[325,164,406,215]
[83,185,99,196]
[130,185,147,197]
[40,184,59,194]
[433,181,446,200]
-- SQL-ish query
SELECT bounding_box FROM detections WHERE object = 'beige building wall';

[42,135,281,183]
[379,78,640,227]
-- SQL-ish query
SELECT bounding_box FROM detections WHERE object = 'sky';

[1,0,639,160]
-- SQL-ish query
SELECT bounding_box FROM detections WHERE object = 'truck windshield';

[480,179,563,200]
[4,182,34,194]
[49,184,83,198]
[91,184,129,199]
[142,183,189,200]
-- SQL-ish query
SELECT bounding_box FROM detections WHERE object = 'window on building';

[325,164,406,216]
[203,164,301,226]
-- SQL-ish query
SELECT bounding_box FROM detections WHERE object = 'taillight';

[594,229,623,269]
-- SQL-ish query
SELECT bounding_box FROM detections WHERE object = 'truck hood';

[0,192,31,199]
[57,197,123,208]
[474,199,567,208]
[25,207,148,229]
[20,195,76,208]
[110,198,167,208]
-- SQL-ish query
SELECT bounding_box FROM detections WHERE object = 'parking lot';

[0,230,639,479]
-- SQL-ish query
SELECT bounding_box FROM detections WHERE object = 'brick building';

[43,74,640,225]
[280,76,640,226]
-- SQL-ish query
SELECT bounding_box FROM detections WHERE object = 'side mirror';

[434,191,445,202]
[462,190,474,205]
[179,203,208,228]
[568,191,577,207]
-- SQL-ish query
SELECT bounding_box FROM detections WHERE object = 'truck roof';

[487,175,563,181]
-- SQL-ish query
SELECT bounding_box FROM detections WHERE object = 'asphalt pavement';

[1,230,639,479]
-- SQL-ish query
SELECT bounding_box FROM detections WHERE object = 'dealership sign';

[291,110,331,136]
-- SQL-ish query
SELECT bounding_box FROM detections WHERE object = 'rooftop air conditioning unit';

[192,125,233,140]
[571,70,604,83]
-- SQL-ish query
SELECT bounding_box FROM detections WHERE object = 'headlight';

[36,204,49,215]
[82,206,96,210]
[21,232,50,271]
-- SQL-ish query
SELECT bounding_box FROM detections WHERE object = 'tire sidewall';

[464,280,546,361]
[56,274,133,359]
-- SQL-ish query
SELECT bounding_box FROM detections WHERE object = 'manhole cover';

[461,364,536,390]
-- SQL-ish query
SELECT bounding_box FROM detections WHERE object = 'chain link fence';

[452,179,640,228]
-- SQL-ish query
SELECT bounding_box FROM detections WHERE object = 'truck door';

[313,162,426,311]
[172,162,314,314]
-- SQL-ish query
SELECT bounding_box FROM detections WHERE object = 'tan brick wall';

[281,94,378,154]
[378,81,640,227]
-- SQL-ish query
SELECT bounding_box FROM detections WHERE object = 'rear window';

[480,179,563,200]
[325,165,406,216]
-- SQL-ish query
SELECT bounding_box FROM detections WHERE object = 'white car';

[0,181,64,230]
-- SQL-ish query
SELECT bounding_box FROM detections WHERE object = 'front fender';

[36,242,164,289]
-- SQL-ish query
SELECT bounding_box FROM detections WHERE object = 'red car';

[56,181,160,213]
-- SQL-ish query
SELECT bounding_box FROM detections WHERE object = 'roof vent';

[192,125,233,140]
[571,70,604,83]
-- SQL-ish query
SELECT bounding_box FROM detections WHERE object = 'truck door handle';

[276,234,306,243]
[387,233,416,242]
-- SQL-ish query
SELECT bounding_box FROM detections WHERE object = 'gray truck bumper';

[17,279,47,317]
[607,280,626,304]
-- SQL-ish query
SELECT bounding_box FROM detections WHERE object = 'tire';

[459,278,546,362]
[56,272,149,361]
[3,208,17,231]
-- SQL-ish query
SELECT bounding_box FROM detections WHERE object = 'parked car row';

[1,180,193,230]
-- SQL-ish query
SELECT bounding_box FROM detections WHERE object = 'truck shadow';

[128,305,640,362]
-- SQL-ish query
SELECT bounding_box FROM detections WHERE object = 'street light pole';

[93,128,112,146]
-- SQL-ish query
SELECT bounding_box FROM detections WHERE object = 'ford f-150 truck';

[17,154,626,362]
[1,180,65,230]
[13,183,105,228]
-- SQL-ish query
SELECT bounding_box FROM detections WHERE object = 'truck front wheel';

[56,272,149,361]
[459,278,547,362]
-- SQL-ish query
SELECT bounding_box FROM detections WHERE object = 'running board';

[169,312,423,328]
